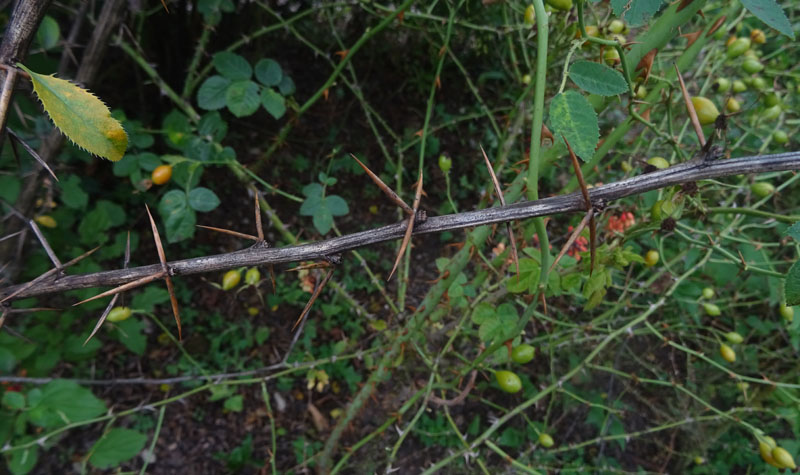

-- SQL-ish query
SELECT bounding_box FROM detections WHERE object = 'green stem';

[528,0,551,290]
[118,41,201,122]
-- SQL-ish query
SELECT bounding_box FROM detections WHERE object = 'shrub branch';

[2,151,799,301]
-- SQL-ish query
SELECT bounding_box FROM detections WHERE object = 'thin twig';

[563,136,596,275]
[84,233,131,345]
[388,170,423,281]
[350,154,413,215]
[7,128,58,181]
[146,205,181,340]
[480,145,519,280]
[549,209,594,272]
[291,268,334,331]
[674,63,705,146]
[196,225,259,241]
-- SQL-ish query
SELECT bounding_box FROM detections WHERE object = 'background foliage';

[1,0,799,473]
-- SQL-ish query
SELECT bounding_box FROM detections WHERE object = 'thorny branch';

[1,151,799,302]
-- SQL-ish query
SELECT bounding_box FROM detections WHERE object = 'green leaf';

[549,90,599,162]
[2,391,25,410]
[312,206,334,235]
[787,222,800,242]
[115,319,147,355]
[610,0,662,27]
[225,80,260,118]
[212,52,252,81]
[188,187,221,212]
[224,395,244,412]
[261,87,286,119]
[569,60,628,96]
[158,190,196,243]
[477,303,518,344]
[36,16,60,50]
[131,286,170,312]
[254,58,282,86]
[88,428,147,469]
[325,195,349,216]
[29,380,106,428]
[740,0,795,39]
[786,260,800,306]
[60,175,89,209]
[278,75,296,96]
[197,75,231,111]
[7,442,38,475]
[18,64,127,161]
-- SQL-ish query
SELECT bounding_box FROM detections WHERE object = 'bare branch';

[2,152,799,301]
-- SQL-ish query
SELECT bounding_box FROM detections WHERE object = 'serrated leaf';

[569,60,628,96]
[255,58,282,86]
[225,80,260,118]
[197,75,231,110]
[786,222,800,242]
[188,187,220,212]
[786,261,800,306]
[212,52,251,81]
[740,0,794,39]
[549,91,599,162]
[19,64,128,161]
[88,428,147,469]
[610,0,662,26]
[261,87,286,119]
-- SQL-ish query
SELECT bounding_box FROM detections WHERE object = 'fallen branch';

[2,151,798,301]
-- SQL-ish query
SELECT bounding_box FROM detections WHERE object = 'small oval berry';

[732,79,747,92]
[34,215,57,228]
[750,182,774,198]
[725,331,744,344]
[751,76,767,91]
[650,199,676,221]
[702,287,715,299]
[741,58,764,74]
[691,97,719,125]
[714,77,731,93]
[779,304,794,322]
[524,4,536,25]
[538,433,555,447]
[644,250,659,267]
[247,307,259,316]
[511,344,536,364]
[764,93,781,107]
[761,104,781,120]
[772,447,796,469]
[438,155,452,173]
[646,156,669,169]
[245,267,261,286]
[222,269,242,291]
[725,97,740,113]
[635,84,647,99]
[760,441,777,465]
[608,19,625,34]
[750,29,766,44]
[522,74,532,85]
[703,303,721,316]
[694,456,705,465]
[545,0,572,11]
[720,343,736,363]
[495,370,522,393]
[603,48,620,65]
[107,306,133,323]
[726,37,751,58]
[151,164,173,185]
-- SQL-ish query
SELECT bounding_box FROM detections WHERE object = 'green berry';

[511,344,536,364]
[495,370,522,393]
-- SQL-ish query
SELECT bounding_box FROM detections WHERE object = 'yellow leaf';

[18,63,127,161]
